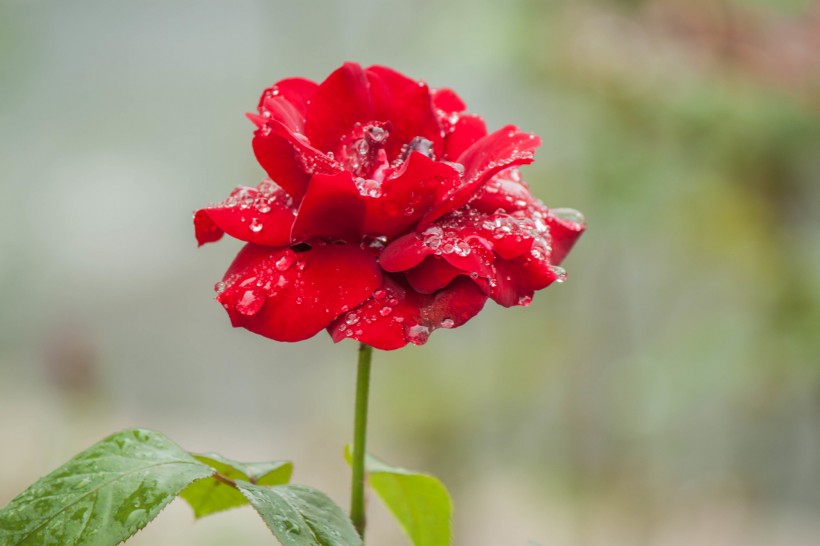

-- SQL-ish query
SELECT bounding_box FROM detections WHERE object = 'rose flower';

[194,63,584,350]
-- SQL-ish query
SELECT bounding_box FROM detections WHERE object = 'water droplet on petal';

[236,289,265,316]
[454,241,471,257]
[249,218,263,232]
[552,208,586,226]
[274,250,296,271]
[379,306,392,317]
[441,318,455,328]
[214,281,226,294]
[407,324,431,345]
[518,295,533,306]
[550,265,567,283]
[368,126,387,143]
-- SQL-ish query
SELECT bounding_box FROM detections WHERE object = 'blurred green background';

[1,0,818,544]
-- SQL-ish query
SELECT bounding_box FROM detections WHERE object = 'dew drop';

[275,251,295,271]
[552,208,586,226]
[368,126,387,143]
[407,324,431,345]
[440,318,455,328]
[454,241,471,257]
[236,289,264,316]
[550,265,567,283]
[249,218,263,233]
[518,295,533,306]
[213,281,226,294]
[379,306,392,317]
[442,160,465,176]
[345,313,360,325]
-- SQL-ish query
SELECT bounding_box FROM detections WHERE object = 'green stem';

[350,343,373,539]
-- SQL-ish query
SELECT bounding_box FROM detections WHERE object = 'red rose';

[194,63,584,350]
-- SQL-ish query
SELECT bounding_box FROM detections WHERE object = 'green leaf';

[236,482,362,546]
[0,429,213,546]
[179,453,292,518]
[345,447,452,546]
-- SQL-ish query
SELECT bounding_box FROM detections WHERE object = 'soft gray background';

[1,0,819,544]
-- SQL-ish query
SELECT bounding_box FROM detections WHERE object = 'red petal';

[304,62,373,154]
[257,77,317,131]
[432,88,466,114]
[194,180,296,247]
[474,245,562,307]
[366,65,443,160]
[379,218,495,277]
[442,114,487,161]
[545,208,586,265]
[252,120,343,202]
[422,125,541,226]
[404,256,464,294]
[327,276,487,350]
[290,171,365,243]
[470,168,535,214]
[378,232,433,272]
[217,243,382,342]
[361,152,460,239]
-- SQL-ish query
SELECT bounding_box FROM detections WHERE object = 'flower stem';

[350,343,373,539]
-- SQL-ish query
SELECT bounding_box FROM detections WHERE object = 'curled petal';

[442,113,487,161]
[366,65,442,160]
[379,219,495,277]
[377,231,431,272]
[432,88,466,114]
[362,152,461,239]
[404,257,464,294]
[252,120,343,202]
[291,171,365,244]
[546,208,586,265]
[469,168,535,214]
[194,180,296,247]
[292,153,463,244]
[474,244,563,307]
[422,125,540,225]
[304,62,373,154]
[257,77,318,132]
[217,243,382,342]
[328,276,487,350]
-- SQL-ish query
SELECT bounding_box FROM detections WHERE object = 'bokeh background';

[1,0,819,544]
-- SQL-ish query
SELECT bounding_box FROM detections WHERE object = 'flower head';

[195,63,584,350]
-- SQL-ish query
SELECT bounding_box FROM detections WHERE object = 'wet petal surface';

[194,180,296,247]
[217,243,382,342]
[328,276,487,350]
